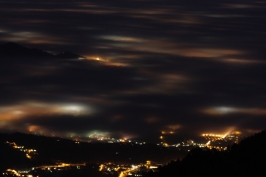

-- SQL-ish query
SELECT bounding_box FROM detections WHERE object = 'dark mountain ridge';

[0,42,85,59]
[55,51,85,59]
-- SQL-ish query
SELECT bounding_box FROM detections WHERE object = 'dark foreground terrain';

[144,130,266,177]
[1,131,266,176]
[0,132,185,176]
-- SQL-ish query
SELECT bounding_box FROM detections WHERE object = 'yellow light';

[26,154,31,159]
[119,172,124,177]
[99,164,104,171]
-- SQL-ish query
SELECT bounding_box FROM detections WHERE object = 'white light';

[216,107,233,113]
[64,105,81,111]
[60,104,91,115]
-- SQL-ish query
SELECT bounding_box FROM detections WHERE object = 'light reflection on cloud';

[85,130,110,137]
[101,35,144,43]
[28,125,46,133]
[0,29,6,33]
[178,48,244,58]
[151,13,202,25]
[145,117,160,124]
[222,3,257,9]
[139,71,190,94]
[83,54,131,67]
[222,58,265,64]
[0,101,94,121]
[167,124,182,130]
[1,30,65,45]
[202,107,266,116]
[99,35,246,63]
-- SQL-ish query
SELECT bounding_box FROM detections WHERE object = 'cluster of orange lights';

[161,131,175,134]
[202,134,224,137]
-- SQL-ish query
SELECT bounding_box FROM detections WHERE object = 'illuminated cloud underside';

[202,107,266,116]
[0,101,94,120]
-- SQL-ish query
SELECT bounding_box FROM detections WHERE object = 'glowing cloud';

[202,107,266,116]
[0,101,94,121]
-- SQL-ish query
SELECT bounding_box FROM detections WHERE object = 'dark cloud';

[0,0,266,143]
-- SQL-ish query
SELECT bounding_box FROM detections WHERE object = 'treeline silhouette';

[144,130,266,177]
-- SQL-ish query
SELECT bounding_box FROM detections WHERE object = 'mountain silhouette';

[55,51,84,59]
[0,42,53,57]
[0,42,85,59]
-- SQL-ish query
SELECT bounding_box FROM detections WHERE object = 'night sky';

[0,0,266,142]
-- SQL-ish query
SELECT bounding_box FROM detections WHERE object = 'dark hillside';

[145,130,266,177]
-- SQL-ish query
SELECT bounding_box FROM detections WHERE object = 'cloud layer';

[0,0,266,142]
